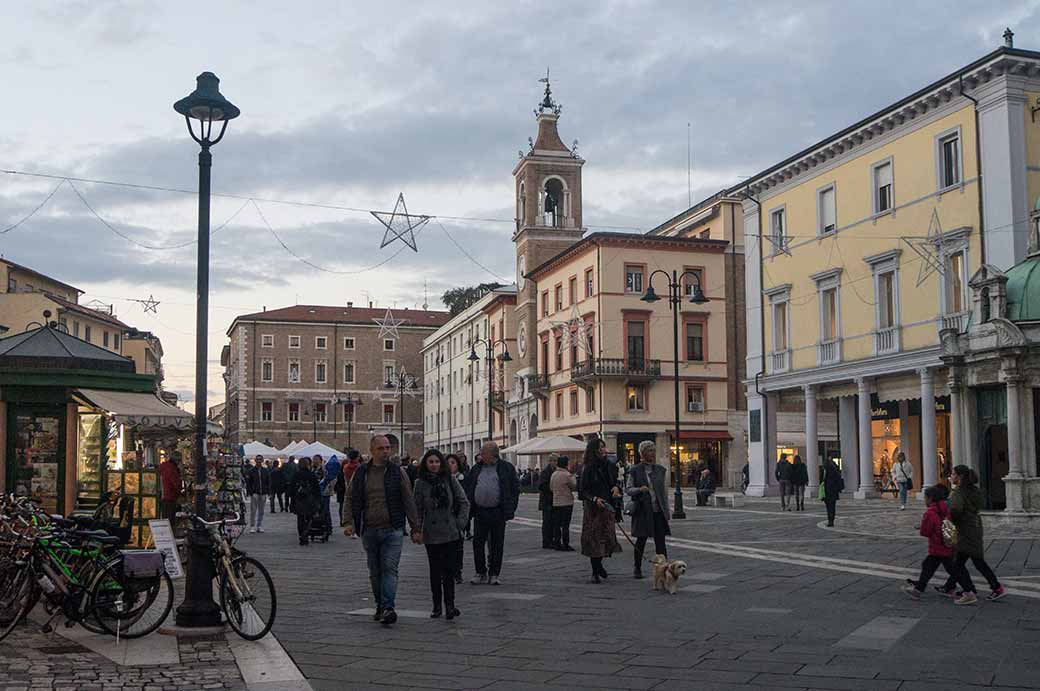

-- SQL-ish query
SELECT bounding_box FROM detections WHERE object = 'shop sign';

[148,519,183,579]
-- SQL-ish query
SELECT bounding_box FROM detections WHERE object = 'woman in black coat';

[269,460,285,513]
[821,459,844,527]
[289,457,321,546]
[579,438,621,583]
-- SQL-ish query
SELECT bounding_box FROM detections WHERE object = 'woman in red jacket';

[902,485,974,603]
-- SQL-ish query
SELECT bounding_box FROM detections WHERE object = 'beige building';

[121,328,164,385]
[223,304,451,456]
[421,286,518,458]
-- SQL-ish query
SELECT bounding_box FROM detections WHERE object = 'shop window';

[626,385,646,411]
[625,265,644,293]
[343,337,355,350]
[262,334,274,348]
[585,268,594,297]
[570,389,578,415]
[315,360,327,384]
[288,360,301,384]
[261,402,273,421]
[261,360,273,382]
[289,402,301,422]
[686,385,705,413]
[315,336,327,349]
[314,402,327,422]
[383,404,395,424]
[343,362,356,384]
[289,335,301,349]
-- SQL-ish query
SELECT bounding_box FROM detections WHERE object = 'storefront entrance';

[977,386,1009,511]
[6,403,67,514]
[617,433,655,468]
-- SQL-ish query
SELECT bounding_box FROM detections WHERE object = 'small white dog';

[650,554,688,594]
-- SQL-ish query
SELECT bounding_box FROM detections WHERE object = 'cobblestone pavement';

[236,495,1040,690]
[0,628,246,691]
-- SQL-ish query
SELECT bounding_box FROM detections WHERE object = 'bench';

[709,492,744,508]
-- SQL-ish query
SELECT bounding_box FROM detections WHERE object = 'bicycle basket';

[121,550,165,579]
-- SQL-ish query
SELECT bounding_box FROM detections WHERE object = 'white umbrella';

[500,437,543,455]
[513,435,587,456]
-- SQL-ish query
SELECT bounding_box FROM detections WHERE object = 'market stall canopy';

[293,441,341,459]
[500,437,543,455]
[508,435,587,456]
[242,441,280,457]
[278,440,308,455]
[74,388,194,431]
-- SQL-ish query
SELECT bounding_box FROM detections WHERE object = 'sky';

[1,0,1037,406]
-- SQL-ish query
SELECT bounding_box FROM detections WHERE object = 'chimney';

[369,301,373,308]
[1005,27,1014,48]
[347,301,353,308]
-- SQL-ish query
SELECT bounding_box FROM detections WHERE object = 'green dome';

[1006,256,1040,321]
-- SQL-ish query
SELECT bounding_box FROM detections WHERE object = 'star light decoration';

[387,366,422,400]
[135,295,160,313]
[371,193,430,252]
[549,305,595,356]
[903,209,949,287]
[372,307,407,341]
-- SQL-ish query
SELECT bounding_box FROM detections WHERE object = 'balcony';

[816,339,842,366]
[572,357,661,385]
[490,389,507,411]
[527,372,550,398]
[769,350,790,374]
[874,326,901,355]
[939,311,969,334]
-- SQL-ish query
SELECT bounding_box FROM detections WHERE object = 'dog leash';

[591,500,656,566]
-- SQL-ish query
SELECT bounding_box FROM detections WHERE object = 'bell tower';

[511,75,586,405]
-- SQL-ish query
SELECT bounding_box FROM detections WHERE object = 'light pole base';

[174,527,222,628]
[672,489,687,520]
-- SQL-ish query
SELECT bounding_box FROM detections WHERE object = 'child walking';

[902,485,976,604]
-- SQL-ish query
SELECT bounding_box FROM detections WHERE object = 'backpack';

[941,513,958,548]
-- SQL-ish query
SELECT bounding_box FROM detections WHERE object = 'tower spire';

[537,67,561,115]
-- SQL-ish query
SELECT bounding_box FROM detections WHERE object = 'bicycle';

[192,512,276,640]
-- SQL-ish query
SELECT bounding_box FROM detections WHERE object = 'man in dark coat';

[462,442,519,585]
[821,459,844,527]
[624,440,670,579]
[775,454,793,511]
[695,467,716,506]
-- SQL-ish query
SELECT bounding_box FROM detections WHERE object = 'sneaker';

[490,575,502,586]
[471,573,488,585]
[933,585,956,598]
[899,505,906,511]
[381,608,398,626]
[249,527,257,534]
[373,607,384,622]
[987,586,1008,601]
[954,591,978,606]
[901,584,922,599]
[257,527,264,533]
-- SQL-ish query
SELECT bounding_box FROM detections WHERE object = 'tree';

[442,282,502,316]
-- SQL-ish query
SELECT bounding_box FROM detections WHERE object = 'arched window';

[543,177,566,227]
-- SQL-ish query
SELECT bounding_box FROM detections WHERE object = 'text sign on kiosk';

[148,519,184,579]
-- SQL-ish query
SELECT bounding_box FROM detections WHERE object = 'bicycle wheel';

[88,559,174,639]
[219,556,276,640]
[0,567,36,642]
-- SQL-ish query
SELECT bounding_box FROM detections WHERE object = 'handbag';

[898,463,913,491]
[817,482,826,501]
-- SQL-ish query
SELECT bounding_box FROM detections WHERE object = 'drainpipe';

[960,75,986,267]
[597,243,604,440]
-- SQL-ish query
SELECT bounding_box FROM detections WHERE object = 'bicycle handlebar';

[193,512,240,527]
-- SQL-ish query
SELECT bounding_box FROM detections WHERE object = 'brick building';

[222,304,451,457]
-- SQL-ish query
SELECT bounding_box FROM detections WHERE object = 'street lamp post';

[468,339,512,443]
[385,374,417,458]
[337,394,363,450]
[173,72,239,628]
[435,352,443,449]
[641,269,709,521]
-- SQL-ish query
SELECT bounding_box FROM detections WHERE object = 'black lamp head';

[174,72,240,122]
[641,286,661,303]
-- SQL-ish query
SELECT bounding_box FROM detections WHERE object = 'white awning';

[75,388,194,431]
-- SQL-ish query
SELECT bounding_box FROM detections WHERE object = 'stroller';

[307,508,330,543]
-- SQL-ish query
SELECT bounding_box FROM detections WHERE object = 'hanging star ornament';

[549,305,595,355]
[371,193,430,252]
[388,367,422,399]
[372,307,407,340]
[138,295,160,313]
[903,208,947,287]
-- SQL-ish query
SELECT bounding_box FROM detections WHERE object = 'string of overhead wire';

[435,219,510,283]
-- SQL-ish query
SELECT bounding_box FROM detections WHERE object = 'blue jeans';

[898,481,909,507]
[362,527,404,610]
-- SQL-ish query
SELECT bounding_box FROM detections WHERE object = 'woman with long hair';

[937,465,1006,602]
[579,437,621,583]
[413,449,470,619]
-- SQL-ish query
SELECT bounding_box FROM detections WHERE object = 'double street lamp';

[641,270,708,521]
[385,373,418,459]
[173,72,239,628]
[468,339,512,442]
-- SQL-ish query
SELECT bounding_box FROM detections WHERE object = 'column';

[948,368,964,470]
[839,395,860,494]
[804,385,819,494]
[855,378,875,499]
[919,368,937,496]
[745,391,778,496]
[1005,375,1024,479]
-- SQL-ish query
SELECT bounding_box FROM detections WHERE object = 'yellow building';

[740,35,1040,512]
